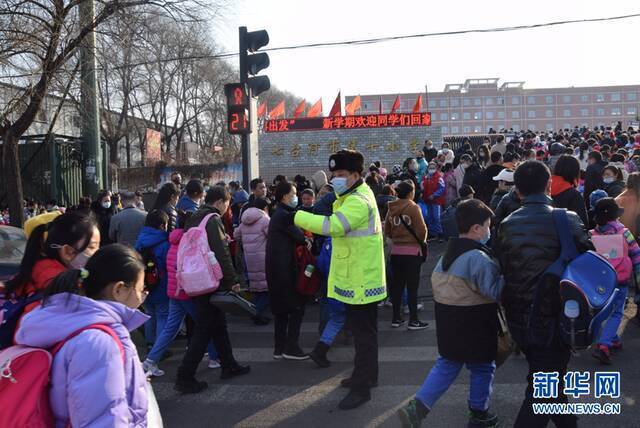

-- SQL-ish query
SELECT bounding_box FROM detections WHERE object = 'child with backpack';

[142,213,220,377]
[590,197,640,364]
[398,199,504,428]
[135,210,170,352]
[1,211,100,349]
[6,244,150,427]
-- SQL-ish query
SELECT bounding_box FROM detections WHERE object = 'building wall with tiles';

[258,126,442,183]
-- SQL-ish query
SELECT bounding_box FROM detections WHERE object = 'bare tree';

[0,0,214,226]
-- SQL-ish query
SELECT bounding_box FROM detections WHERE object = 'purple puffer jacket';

[233,207,269,292]
[15,293,150,428]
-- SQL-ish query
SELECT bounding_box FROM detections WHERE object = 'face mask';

[480,228,491,245]
[70,250,90,269]
[428,168,437,175]
[603,177,615,184]
[331,177,349,195]
[462,163,470,170]
[288,195,299,208]
[101,201,111,209]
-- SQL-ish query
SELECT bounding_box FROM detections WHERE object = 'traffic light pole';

[80,0,102,196]
[239,27,250,190]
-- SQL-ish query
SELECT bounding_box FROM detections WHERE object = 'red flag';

[329,92,341,117]
[293,100,306,118]
[307,98,323,117]
[269,100,285,119]
[345,95,361,116]
[257,103,267,118]
[412,95,422,113]
[390,95,400,113]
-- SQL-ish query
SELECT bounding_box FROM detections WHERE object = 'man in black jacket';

[584,151,608,209]
[175,186,250,394]
[422,140,438,162]
[494,161,592,428]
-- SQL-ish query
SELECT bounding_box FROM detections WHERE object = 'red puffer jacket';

[422,172,446,206]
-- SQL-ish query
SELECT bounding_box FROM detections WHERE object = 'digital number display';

[264,112,431,133]
[228,110,250,135]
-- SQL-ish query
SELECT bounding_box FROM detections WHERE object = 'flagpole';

[425,84,429,112]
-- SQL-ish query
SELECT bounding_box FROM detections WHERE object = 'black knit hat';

[329,150,364,174]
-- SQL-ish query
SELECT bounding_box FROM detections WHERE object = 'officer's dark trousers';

[346,302,379,395]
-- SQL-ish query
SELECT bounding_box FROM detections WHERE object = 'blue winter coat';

[135,226,170,304]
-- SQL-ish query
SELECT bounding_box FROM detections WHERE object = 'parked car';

[0,226,26,283]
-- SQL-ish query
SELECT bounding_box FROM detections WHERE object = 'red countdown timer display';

[264,112,431,133]
[224,83,251,135]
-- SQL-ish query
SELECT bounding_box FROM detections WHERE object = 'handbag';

[496,305,514,368]
[209,290,257,317]
[398,210,428,263]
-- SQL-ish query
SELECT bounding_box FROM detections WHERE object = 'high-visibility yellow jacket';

[294,182,386,305]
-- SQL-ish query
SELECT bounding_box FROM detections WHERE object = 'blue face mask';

[288,195,299,208]
[480,228,491,245]
[331,177,349,195]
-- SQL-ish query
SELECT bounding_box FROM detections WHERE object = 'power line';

[2,11,640,78]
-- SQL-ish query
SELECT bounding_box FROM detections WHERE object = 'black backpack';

[140,246,160,292]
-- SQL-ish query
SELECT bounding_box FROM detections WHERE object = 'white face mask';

[101,201,111,209]
[70,250,90,269]
[428,168,437,175]
[603,177,615,184]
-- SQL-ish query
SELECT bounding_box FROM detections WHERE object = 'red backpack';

[0,324,124,427]
[295,245,320,296]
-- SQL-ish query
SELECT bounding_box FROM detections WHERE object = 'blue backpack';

[0,293,42,349]
[316,237,332,279]
[529,209,618,349]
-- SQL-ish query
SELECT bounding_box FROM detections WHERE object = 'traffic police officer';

[294,150,386,410]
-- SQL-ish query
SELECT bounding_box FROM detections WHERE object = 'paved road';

[154,242,640,427]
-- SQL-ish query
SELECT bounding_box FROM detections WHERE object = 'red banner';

[264,112,431,133]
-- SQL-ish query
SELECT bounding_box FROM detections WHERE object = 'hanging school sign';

[258,113,441,183]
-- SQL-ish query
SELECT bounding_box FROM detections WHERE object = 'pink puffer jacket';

[166,228,188,300]
[233,208,269,292]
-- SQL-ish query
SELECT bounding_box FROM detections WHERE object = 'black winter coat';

[160,204,178,232]
[605,180,625,199]
[552,188,589,227]
[584,160,607,208]
[493,189,521,228]
[478,164,505,204]
[266,203,307,314]
[494,194,593,347]
[91,203,116,246]
[462,163,483,195]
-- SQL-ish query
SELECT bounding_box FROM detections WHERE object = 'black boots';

[308,341,331,368]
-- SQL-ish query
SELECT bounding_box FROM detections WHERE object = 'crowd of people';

[2,124,640,426]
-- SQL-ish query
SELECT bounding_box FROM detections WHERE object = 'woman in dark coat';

[265,181,308,360]
[551,155,589,226]
[91,190,116,245]
[603,165,625,199]
[151,182,180,232]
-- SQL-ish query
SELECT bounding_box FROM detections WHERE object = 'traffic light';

[224,83,250,135]
[239,27,271,97]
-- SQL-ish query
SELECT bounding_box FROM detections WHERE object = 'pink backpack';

[176,213,224,296]
[590,229,633,283]
[0,324,123,427]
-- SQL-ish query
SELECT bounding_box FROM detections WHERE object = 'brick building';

[347,78,640,135]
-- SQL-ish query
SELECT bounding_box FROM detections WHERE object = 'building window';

[497,111,505,119]
[451,126,459,134]
[511,96,520,105]
[428,99,436,108]
[450,98,460,107]
[527,110,536,118]
[546,123,554,131]
[511,111,520,119]
[474,126,482,133]
[463,98,471,106]
[596,94,605,102]
[580,95,589,102]
[611,107,621,116]
[486,111,494,119]
[439,99,448,108]
[562,95,571,103]
[596,108,605,116]
[611,93,621,102]
[463,112,471,120]
[627,92,637,101]
[562,123,571,130]
[580,108,589,116]
[563,109,571,117]
[474,112,482,120]
[528,124,536,131]
[474,98,482,106]
[545,95,554,104]
[451,112,460,120]
[545,109,553,118]
[512,124,521,131]
[497,97,505,105]
[442,126,449,134]
[440,113,448,121]
[627,107,637,116]
[485,97,494,106]
[463,126,471,133]
[527,96,536,105]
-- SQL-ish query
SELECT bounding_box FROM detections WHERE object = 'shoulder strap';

[398,208,424,245]
[51,324,125,363]
[197,212,219,230]
[551,208,579,262]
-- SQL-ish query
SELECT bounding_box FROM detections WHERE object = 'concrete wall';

[258,125,442,183]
